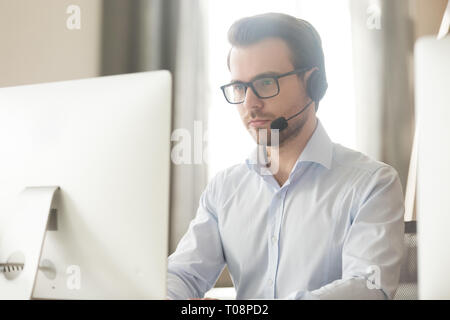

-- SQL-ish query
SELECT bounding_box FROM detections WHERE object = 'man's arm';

[167,180,226,300]
[285,165,405,300]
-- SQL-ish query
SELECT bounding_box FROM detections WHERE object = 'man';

[167,13,404,300]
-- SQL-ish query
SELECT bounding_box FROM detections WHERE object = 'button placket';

[271,187,288,298]
[266,191,281,298]
[271,235,277,245]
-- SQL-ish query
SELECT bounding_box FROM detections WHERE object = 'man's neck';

[267,115,318,187]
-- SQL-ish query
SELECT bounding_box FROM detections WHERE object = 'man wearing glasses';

[167,13,404,300]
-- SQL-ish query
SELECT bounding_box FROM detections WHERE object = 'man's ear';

[303,67,319,84]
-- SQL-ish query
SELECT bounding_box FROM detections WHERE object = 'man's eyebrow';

[230,71,281,83]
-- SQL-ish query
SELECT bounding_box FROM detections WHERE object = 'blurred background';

[0,0,447,288]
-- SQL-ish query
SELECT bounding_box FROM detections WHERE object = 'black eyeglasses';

[220,67,310,104]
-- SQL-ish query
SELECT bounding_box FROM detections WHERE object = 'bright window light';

[206,0,356,178]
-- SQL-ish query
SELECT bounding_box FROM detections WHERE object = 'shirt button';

[268,279,274,286]
[271,236,277,244]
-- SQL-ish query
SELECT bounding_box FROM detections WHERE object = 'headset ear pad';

[306,69,328,103]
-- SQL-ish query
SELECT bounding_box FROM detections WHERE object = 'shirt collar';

[295,119,333,170]
[245,119,333,174]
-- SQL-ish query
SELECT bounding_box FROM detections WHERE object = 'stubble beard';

[251,113,308,148]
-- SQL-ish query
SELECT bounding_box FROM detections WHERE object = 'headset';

[270,67,328,131]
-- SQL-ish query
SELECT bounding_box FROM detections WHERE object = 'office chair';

[393,221,418,299]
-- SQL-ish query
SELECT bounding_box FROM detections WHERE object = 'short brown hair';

[227,13,327,105]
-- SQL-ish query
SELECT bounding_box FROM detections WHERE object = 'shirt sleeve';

[284,165,405,300]
[166,178,226,300]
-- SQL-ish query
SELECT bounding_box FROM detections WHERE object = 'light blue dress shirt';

[167,120,405,300]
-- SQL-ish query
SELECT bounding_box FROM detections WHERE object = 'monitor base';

[0,186,59,299]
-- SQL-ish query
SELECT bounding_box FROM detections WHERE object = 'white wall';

[0,0,102,87]
[414,0,448,39]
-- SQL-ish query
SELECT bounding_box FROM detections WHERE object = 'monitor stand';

[0,186,59,299]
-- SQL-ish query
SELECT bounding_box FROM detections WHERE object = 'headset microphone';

[270,99,314,132]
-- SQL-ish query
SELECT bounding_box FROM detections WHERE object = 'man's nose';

[242,86,263,110]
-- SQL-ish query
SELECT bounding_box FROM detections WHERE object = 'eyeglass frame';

[220,67,311,104]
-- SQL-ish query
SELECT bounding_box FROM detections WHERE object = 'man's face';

[229,37,313,146]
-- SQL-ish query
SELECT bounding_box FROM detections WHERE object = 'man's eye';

[261,79,274,86]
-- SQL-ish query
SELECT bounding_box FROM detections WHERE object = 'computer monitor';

[415,36,450,299]
[0,71,172,299]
